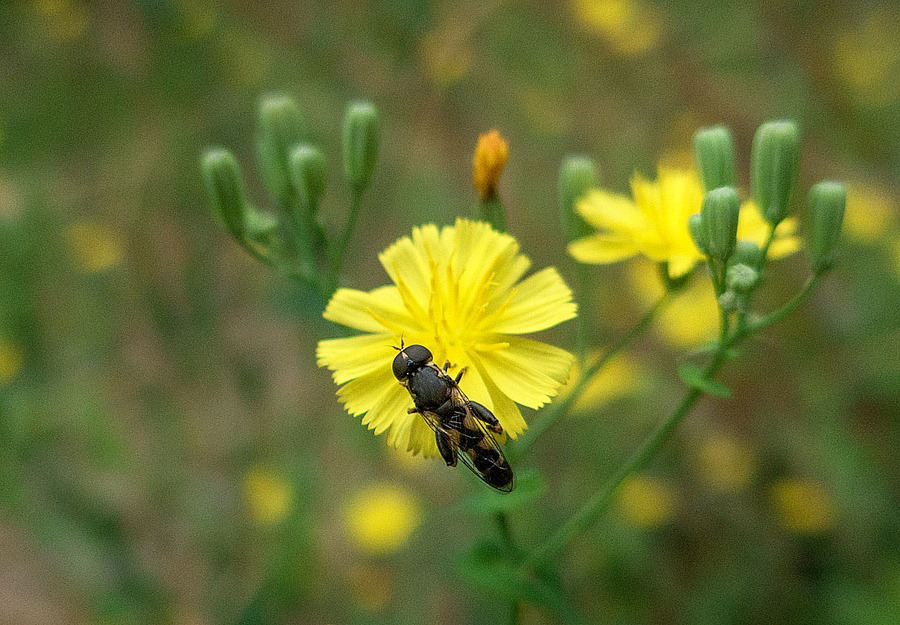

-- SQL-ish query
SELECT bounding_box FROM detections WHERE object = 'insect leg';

[467,401,503,433]
[454,367,468,384]
[436,430,456,467]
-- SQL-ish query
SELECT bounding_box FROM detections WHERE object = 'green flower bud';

[255,94,308,201]
[807,180,846,273]
[558,155,600,242]
[731,240,763,268]
[726,263,759,293]
[687,213,709,255]
[342,101,380,192]
[718,290,739,312]
[693,125,735,191]
[290,144,327,212]
[201,148,247,239]
[701,187,741,262]
[751,120,800,225]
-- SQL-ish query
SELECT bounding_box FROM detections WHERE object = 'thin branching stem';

[332,190,365,277]
[511,290,673,460]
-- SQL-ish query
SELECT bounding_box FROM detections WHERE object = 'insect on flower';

[392,341,514,492]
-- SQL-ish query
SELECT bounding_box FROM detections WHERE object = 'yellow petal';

[324,286,421,334]
[337,364,396,416]
[568,234,641,264]
[406,413,440,457]
[576,190,645,232]
[666,255,698,278]
[362,381,413,436]
[379,235,432,311]
[317,334,397,384]
[468,352,527,438]
[475,343,571,409]
[487,267,578,335]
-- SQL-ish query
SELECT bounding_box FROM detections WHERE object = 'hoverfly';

[392,342,514,493]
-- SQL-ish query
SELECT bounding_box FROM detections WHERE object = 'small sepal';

[726,263,759,293]
[731,240,763,268]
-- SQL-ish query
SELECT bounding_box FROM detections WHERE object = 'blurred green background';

[1,0,899,623]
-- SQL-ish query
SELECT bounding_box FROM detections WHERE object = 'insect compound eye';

[392,351,410,381]
[403,344,433,367]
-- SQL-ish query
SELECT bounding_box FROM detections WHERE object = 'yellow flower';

[833,9,900,108]
[0,341,24,384]
[843,183,895,243]
[627,259,718,349]
[317,219,576,456]
[65,221,124,273]
[344,483,423,555]
[769,478,836,535]
[559,352,645,414]
[568,167,800,278]
[694,433,756,493]
[472,130,509,200]
[573,0,662,56]
[243,466,292,526]
[616,474,676,528]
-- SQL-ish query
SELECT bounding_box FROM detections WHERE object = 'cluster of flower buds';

[689,120,845,315]
[200,94,381,294]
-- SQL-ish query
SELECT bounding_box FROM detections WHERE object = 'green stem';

[494,511,519,625]
[332,190,365,278]
[574,266,592,366]
[521,340,731,572]
[479,194,508,232]
[235,237,328,296]
[746,274,822,333]
[757,224,778,270]
[511,291,672,460]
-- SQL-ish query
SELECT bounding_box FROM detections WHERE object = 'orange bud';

[472,129,508,200]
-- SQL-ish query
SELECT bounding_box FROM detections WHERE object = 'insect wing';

[456,404,515,493]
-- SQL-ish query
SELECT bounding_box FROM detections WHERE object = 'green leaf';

[458,468,546,516]
[455,540,573,617]
[678,365,732,398]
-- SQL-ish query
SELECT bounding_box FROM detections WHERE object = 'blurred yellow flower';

[770,478,836,535]
[317,219,576,457]
[65,221,124,273]
[843,183,896,243]
[833,9,900,108]
[568,168,799,278]
[243,467,292,526]
[472,130,509,201]
[344,483,423,555]
[0,341,24,384]
[616,474,676,528]
[694,433,756,493]
[420,28,473,88]
[559,353,645,414]
[627,260,719,349]
[34,0,89,42]
[573,0,662,56]
[347,562,393,611]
